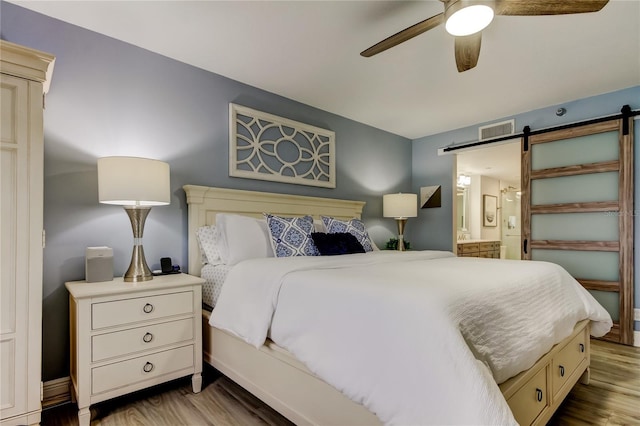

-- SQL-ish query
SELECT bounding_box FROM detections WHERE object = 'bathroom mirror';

[456,187,470,232]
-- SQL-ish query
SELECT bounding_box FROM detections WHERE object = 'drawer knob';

[143,332,153,343]
[559,365,565,377]
[143,362,154,373]
[536,388,543,402]
[579,343,585,353]
[143,303,154,314]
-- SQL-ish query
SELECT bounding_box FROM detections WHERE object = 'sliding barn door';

[522,118,634,345]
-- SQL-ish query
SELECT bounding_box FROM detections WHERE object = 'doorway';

[455,140,521,259]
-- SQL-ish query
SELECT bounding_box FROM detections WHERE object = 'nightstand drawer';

[92,345,194,395]
[92,291,193,329]
[92,318,194,362]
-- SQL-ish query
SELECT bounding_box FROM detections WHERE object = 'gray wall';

[411,86,640,331]
[1,2,412,381]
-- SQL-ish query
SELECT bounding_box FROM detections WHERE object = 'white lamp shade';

[383,193,418,218]
[98,156,170,206]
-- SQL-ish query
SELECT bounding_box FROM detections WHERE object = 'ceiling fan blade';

[495,0,608,16]
[454,32,482,72]
[361,13,444,57]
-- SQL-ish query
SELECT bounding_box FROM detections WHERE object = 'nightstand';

[65,273,205,426]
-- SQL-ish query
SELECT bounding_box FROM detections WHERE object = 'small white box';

[85,246,113,283]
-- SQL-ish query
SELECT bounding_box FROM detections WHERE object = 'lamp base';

[123,206,153,282]
[395,218,408,252]
[124,244,153,282]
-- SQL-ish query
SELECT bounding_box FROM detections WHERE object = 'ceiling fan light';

[445,4,494,36]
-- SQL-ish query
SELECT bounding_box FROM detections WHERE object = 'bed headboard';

[183,185,366,276]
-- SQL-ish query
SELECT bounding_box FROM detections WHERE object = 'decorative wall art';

[483,194,497,227]
[420,185,442,208]
[229,103,336,188]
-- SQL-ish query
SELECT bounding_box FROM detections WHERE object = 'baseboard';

[42,376,71,408]
[634,331,640,348]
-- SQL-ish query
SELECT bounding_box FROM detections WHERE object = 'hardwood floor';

[43,339,639,426]
[42,368,293,426]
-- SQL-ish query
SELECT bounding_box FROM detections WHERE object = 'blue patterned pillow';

[264,214,319,257]
[321,216,374,252]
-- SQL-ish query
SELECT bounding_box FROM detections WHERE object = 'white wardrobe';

[1,40,54,425]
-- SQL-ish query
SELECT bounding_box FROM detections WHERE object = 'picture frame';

[483,194,497,227]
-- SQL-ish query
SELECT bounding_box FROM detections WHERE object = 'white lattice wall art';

[229,103,336,188]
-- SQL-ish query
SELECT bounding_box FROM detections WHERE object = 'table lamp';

[98,156,170,282]
[383,193,418,251]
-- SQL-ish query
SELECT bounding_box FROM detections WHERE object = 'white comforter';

[211,251,612,425]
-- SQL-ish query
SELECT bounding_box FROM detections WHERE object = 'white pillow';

[215,213,274,265]
[196,225,220,265]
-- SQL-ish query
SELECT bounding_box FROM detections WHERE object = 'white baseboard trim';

[634,331,640,348]
[42,376,71,408]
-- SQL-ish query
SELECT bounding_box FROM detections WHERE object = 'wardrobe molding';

[0,40,55,92]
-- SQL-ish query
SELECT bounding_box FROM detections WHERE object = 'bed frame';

[184,184,591,426]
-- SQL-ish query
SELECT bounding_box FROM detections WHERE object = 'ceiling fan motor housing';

[444,0,496,36]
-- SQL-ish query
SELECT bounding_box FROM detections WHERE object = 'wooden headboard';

[183,185,365,276]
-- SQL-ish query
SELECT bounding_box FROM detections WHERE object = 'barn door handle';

[523,238,528,255]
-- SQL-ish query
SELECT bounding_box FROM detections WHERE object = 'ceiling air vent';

[478,119,515,141]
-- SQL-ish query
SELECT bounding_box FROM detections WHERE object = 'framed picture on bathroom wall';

[483,195,497,227]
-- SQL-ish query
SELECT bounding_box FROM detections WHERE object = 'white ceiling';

[8,0,640,140]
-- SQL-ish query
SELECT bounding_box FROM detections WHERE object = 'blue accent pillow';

[264,214,319,257]
[321,216,374,252]
[311,232,365,256]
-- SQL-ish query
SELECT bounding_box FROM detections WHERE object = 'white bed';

[184,184,611,426]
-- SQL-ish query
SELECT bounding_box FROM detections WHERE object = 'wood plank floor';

[42,367,293,426]
[43,339,639,425]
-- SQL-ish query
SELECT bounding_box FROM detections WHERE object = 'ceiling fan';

[360,0,609,72]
